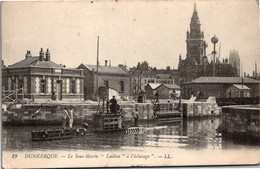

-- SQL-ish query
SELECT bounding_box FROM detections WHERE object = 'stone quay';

[2,98,220,126]
[222,104,260,143]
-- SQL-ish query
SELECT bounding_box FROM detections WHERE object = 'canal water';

[2,117,259,151]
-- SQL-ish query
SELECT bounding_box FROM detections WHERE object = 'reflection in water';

[2,117,259,151]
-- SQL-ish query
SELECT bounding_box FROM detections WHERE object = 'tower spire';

[186,2,203,64]
[191,3,200,25]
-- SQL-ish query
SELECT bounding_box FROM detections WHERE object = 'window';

[119,81,124,92]
[40,80,46,93]
[18,79,24,94]
[70,80,75,93]
[104,80,109,88]
[11,78,15,90]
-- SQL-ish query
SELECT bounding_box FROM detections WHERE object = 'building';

[131,61,179,96]
[196,58,237,78]
[132,70,177,95]
[226,84,250,98]
[132,69,156,93]
[2,48,84,102]
[182,77,260,99]
[229,49,240,76]
[145,83,181,99]
[178,4,237,84]
[153,66,180,85]
[77,61,132,100]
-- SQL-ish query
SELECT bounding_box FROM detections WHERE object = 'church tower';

[186,4,205,64]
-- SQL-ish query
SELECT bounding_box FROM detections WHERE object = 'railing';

[185,91,252,100]
[32,68,52,73]
[216,97,259,106]
[62,69,82,76]
[2,68,30,75]
[3,67,83,76]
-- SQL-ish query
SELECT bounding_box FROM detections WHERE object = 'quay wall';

[222,105,260,140]
[182,102,220,118]
[2,100,219,125]
[2,103,132,126]
[182,97,220,118]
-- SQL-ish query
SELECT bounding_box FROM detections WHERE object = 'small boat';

[31,123,89,141]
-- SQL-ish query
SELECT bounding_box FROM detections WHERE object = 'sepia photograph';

[1,0,260,168]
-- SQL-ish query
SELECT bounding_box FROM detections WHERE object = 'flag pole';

[96,36,99,100]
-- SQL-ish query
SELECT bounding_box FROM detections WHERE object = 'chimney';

[244,72,246,77]
[39,48,44,61]
[105,60,108,66]
[25,50,32,59]
[46,49,50,61]
[109,60,111,66]
[253,71,255,77]
[167,66,170,70]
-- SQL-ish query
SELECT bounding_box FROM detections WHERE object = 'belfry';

[186,3,205,64]
[178,4,237,84]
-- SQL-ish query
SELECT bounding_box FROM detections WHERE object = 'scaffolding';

[2,87,24,103]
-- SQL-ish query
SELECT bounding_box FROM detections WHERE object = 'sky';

[2,0,260,75]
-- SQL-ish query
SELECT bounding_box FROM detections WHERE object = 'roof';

[35,61,64,68]
[82,64,129,75]
[232,84,250,90]
[146,83,161,90]
[187,77,260,84]
[8,57,39,68]
[146,83,181,90]
[163,84,181,90]
[8,56,63,69]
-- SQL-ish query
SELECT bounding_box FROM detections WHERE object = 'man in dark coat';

[110,96,117,114]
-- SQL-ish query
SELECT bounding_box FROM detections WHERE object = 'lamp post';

[202,41,208,77]
[211,35,218,77]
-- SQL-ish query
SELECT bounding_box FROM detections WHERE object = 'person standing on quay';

[133,109,139,127]
[62,108,69,128]
[68,107,74,128]
[62,107,74,128]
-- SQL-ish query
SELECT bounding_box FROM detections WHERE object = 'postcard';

[1,0,260,168]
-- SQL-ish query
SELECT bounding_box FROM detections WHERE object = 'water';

[2,117,259,151]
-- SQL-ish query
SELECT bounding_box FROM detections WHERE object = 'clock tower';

[186,4,205,64]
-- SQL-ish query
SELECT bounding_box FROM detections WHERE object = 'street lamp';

[202,41,208,77]
[211,35,218,77]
